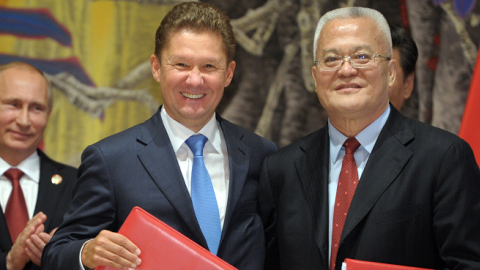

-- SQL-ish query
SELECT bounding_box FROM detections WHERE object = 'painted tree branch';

[255,36,300,138]
[47,72,159,118]
[440,2,478,70]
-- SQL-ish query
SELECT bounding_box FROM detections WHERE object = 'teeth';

[340,85,358,89]
[182,92,204,99]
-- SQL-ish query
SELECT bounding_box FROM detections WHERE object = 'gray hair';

[313,7,392,60]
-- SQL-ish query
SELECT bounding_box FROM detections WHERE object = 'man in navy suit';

[42,2,276,270]
[0,62,76,270]
[259,7,480,270]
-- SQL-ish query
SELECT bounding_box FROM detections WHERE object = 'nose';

[16,107,31,127]
[185,67,204,87]
[337,57,358,77]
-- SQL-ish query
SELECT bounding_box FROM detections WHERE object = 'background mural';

[1,0,479,167]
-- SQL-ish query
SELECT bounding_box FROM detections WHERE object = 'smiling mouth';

[336,84,361,90]
[182,92,205,99]
[10,131,32,139]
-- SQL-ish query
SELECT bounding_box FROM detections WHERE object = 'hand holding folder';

[95,206,237,270]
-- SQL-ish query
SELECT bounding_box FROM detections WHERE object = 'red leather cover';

[95,206,237,270]
[344,259,434,270]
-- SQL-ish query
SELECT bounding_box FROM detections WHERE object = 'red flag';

[459,46,480,166]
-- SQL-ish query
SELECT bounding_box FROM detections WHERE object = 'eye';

[175,63,188,68]
[204,63,218,69]
[8,101,19,108]
[31,103,47,112]
[324,55,341,63]
[352,53,372,60]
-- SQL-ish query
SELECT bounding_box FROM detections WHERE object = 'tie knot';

[185,134,208,156]
[343,138,360,154]
[4,168,24,183]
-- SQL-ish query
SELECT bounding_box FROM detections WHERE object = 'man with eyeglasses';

[258,6,480,270]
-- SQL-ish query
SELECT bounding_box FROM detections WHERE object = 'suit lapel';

[136,111,207,247]
[295,127,330,268]
[34,150,69,232]
[217,117,250,244]
[0,210,12,251]
[342,108,414,244]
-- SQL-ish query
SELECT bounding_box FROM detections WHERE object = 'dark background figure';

[389,23,418,111]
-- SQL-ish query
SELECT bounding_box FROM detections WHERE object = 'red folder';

[344,259,434,270]
[95,206,237,270]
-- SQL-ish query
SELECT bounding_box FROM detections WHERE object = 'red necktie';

[330,138,360,270]
[4,168,28,243]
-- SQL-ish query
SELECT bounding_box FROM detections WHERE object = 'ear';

[403,72,415,99]
[311,65,318,93]
[224,61,236,87]
[150,54,161,83]
[387,59,396,88]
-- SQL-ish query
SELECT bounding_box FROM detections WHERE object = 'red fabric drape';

[459,46,480,166]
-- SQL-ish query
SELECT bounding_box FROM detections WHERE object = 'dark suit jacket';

[0,150,77,270]
[42,110,277,270]
[259,106,480,270]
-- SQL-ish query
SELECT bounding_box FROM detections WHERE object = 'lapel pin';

[51,174,63,185]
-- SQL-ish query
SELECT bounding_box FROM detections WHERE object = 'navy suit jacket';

[259,105,480,270]
[42,110,277,270]
[0,150,77,270]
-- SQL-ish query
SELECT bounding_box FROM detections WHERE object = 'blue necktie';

[185,134,221,255]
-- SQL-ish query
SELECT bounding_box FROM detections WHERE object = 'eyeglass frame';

[314,53,391,71]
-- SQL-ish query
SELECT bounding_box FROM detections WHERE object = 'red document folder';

[95,206,237,270]
[343,259,434,270]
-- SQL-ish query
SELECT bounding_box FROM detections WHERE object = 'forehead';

[162,29,227,60]
[317,18,386,54]
[0,67,49,101]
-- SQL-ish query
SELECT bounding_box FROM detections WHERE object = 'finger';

[15,224,36,245]
[34,224,45,235]
[26,212,47,227]
[37,231,52,244]
[27,233,47,251]
[90,247,139,270]
[97,232,141,266]
[107,232,141,257]
[25,237,42,265]
[24,246,41,266]
[49,227,58,236]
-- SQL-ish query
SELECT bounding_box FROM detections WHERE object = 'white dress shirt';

[161,107,230,228]
[327,105,390,263]
[0,152,40,219]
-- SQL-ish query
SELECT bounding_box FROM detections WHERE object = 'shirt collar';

[0,151,40,183]
[160,106,221,155]
[329,105,390,164]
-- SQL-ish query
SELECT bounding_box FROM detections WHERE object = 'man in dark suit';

[389,23,417,111]
[42,2,276,270]
[0,62,76,270]
[259,7,480,270]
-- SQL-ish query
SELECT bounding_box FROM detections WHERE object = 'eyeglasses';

[314,53,391,71]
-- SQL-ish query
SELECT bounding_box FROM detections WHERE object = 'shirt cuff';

[79,239,94,270]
